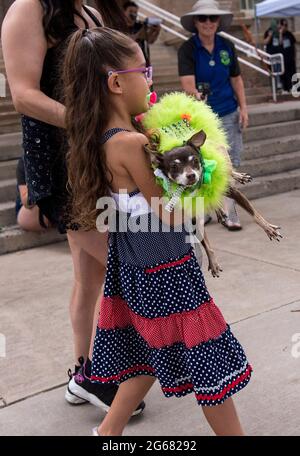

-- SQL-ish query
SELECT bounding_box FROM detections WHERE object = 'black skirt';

[21,115,79,234]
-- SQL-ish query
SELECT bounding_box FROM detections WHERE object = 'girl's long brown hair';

[63,27,137,230]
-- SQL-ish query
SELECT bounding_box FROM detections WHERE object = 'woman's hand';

[239,107,249,129]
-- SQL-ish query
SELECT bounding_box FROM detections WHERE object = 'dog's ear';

[188,130,207,149]
[144,144,164,168]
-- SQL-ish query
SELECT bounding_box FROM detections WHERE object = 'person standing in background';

[264,19,297,93]
[178,0,249,231]
[123,1,161,66]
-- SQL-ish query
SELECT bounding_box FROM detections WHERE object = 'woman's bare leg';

[201,397,244,436]
[97,376,157,436]
[67,229,108,363]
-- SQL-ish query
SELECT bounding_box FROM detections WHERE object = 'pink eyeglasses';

[107,66,153,82]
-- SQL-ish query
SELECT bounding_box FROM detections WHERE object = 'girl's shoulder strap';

[100,128,131,145]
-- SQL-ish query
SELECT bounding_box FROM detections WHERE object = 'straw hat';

[180,0,233,33]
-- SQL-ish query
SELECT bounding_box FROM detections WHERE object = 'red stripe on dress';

[162,364,253,401]
[91,364,155,383]
[98,296,227,349]
[145,254,192,273]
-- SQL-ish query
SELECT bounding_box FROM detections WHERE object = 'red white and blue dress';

[91,129,253,407]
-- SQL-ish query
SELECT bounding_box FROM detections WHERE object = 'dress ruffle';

[98,295,227,349]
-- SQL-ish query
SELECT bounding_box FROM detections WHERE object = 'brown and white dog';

[145,130,282,277]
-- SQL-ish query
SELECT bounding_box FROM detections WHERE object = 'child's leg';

[98,375,157,436]
[67,230,107,362]
[201,397,244,436]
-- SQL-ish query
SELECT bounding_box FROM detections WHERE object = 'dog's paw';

[265,224,283,242]
[208,262,223,278]
[215,208,227,225]
[232,171,253,185]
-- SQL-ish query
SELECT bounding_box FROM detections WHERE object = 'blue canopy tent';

[256,0,300,17]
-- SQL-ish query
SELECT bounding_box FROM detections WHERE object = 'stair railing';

[136,0,284,102]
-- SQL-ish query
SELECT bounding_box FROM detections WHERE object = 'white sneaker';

[92,427,101,436]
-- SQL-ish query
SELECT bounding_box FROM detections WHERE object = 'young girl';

[63,27,253,437]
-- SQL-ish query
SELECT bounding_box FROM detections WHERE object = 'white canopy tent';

[256,0,300,17]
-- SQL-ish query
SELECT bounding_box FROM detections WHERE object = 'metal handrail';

[136,0,284,102]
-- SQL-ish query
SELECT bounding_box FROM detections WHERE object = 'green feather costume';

[142,92,231,215]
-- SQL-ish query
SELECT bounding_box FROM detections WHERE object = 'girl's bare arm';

[1,0,65,128]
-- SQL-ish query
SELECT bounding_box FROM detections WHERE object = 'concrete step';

[237,168,300,200]
[151,52,178,61]
[248,103,300,127]
[0,123,21,135]
[153,73,180,84]
[0,108,17,120]
[0,178,16,203]
[240,150,300,178]
[0,132,22,161]
[153,66,178,76]
[0,159,18,180]
[156,85,182,97]
[246,94,270,104]
[155,79,182,89]
[0,103,16,114]
[0,224,67,256]
[243,119,300,143]
[0,101,16,113]
[243,134,300,160]
[245,86,270,96]
[0,200,15,227]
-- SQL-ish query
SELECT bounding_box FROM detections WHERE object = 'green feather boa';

[142,92,231,214]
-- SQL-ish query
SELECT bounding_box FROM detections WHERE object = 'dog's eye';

[171,164,178,170]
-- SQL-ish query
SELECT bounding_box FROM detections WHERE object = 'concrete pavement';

[0,190,300,436]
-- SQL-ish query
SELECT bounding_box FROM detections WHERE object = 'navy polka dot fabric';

[91,129,253,407]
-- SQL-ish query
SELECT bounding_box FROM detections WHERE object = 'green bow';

[202,159,217,184]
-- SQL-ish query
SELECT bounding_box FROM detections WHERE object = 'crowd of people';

[1,0,297,437]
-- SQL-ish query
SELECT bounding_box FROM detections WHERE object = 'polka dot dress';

[91,129,253,407]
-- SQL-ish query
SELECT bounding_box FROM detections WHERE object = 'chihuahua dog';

[145,130,282,277]
[151,141,203,188]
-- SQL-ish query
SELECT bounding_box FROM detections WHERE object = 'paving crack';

[230,298,300,326]
[0,396,7,409]
[1,382,68,409]
[215,248,300,273]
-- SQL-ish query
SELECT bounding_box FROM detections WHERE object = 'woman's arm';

[1,0,65,128]
[147,25,161,44]
[18,185,30,207]
[263,30,273,46]
[178,41,200,99]
[230,75,249,129]
[115,132,185,227]
[180,76,201,99]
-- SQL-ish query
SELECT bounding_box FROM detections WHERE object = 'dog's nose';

[186,173,196,182]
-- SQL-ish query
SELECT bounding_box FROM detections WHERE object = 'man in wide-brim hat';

[178,0,249,231]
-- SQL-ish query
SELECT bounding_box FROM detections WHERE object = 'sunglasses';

[197,15,220,23]
[107,66,153,82]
